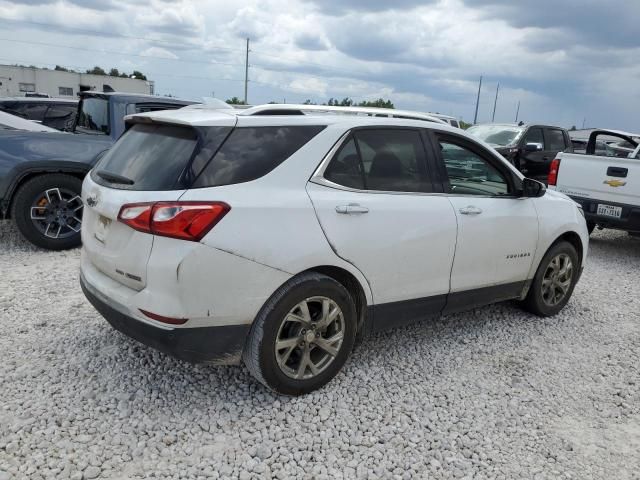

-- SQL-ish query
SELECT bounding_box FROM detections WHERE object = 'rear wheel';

[11,174,83,250]
[520,241,580,317]
[243,272,357,395]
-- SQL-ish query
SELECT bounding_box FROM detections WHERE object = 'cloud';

[294,32,329,51]
[140,46,179,59]
[302,0,436,15]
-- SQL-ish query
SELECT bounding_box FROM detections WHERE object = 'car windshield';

[76,98,109,135]
[467,125,524,147]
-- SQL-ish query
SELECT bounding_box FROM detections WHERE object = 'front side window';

[324,129,431,193]
[437,137,510,196]
[523,128,545,149]
[546,129,566,152]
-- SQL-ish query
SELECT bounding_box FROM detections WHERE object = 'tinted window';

[17,103,48,121]
[355,129,431,192]
[44,105,77,131]
[523,128,545,148]
[450,120,459,128]
[324,137,364,189]
[193,126,324,188]
[546,129,566,152]
[76,98,109,135]
[437,137,509,196]
[94,124,197,190]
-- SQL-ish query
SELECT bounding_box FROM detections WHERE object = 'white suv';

[80,106,589,395]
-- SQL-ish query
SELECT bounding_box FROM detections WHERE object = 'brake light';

[548,158,561,186]
[118,202,230,241]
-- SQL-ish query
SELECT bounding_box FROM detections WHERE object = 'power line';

[0,16,244,54]
[0,37,243,67]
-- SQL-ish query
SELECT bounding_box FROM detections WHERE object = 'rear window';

[93,124,198,190]
[192,126,325,188]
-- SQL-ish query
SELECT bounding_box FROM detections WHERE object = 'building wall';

[0,65,154,98]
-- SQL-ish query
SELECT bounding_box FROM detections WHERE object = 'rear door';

[82,121,231,290]
[307,128,458,330]
[429,131,538,312]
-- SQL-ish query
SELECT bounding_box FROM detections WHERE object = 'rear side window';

[545,129,566,152]
[355,129,431,192]
[94,124,198,190]
[325,129,431,192]
[193,126,324,188]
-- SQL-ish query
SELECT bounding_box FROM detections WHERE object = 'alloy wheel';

[541,253,573,306]
[30,187,83,239]
[275,296,345,380]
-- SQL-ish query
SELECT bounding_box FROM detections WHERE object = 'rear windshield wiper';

[96,170,135,185]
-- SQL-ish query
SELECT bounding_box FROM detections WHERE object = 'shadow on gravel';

[0,220,44,253]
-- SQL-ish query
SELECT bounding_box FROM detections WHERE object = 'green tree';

[131,70,147,80]
[54,65,72,72]
[303,99,316,105]
[226,97,246,105]
[109,68,120,77]
[86,66,106,75]
[357,98,394,109]
[459,120,473,130]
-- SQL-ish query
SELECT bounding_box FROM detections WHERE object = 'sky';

[0,0,638,130]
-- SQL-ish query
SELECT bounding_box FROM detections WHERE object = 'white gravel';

[1,220,639,479]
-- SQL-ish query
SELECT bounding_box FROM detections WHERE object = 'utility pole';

[582,117,586,129]
[491,82,500,122]
[515,100,520,123]
[473,75,482,124]
[244,38,249,105]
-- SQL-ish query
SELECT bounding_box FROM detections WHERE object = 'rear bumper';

[81,273,250,364]
[569,195,640,233]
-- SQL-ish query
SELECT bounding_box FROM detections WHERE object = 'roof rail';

[238,104,448,125]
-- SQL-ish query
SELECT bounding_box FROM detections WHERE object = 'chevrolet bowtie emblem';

[603,179,626,187]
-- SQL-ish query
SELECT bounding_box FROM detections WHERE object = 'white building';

[0,64,154,98]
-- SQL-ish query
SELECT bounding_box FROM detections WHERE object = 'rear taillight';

[548,158,561,186]
[118,202,230,241]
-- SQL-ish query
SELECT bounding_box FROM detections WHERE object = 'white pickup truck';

[549,129,640,235]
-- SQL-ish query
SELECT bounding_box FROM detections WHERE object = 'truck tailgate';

[554,153,639,206]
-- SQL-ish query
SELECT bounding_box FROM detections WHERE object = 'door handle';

[336,203,369,215]
[459,205,483,215]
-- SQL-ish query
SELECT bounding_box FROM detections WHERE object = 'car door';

[518,127,548,180]
[306,127,458,330]
[544,127,569,164]
[428,131,539,313]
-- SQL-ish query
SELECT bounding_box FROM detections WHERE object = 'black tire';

[11,173,83,250]
[520,241,580,317]
[586,221,596,235]
[243,272,357,396]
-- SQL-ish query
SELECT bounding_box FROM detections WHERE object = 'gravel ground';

[1,220,639,480]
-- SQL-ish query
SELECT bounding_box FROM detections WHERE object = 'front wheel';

[520,241,580,317]
[11,174,83,250]
[243,272,357,395]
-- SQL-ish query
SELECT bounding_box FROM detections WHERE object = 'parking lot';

[0,219,638,479]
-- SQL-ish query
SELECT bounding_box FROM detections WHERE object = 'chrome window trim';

[310,129,525,200]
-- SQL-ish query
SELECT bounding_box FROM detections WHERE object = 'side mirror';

[522,177,546,198]
[524,142,543,152]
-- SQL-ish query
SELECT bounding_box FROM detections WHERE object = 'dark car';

[0,91,196,250]
[467,123,573,183]
[0,97,79,131]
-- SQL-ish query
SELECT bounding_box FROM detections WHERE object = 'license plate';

[94,215,112,243]
[597,204,622,218]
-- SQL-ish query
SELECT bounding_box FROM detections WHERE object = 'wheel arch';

[301,265,371,341]
[552,230,584,266]
[4,168,89,219]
